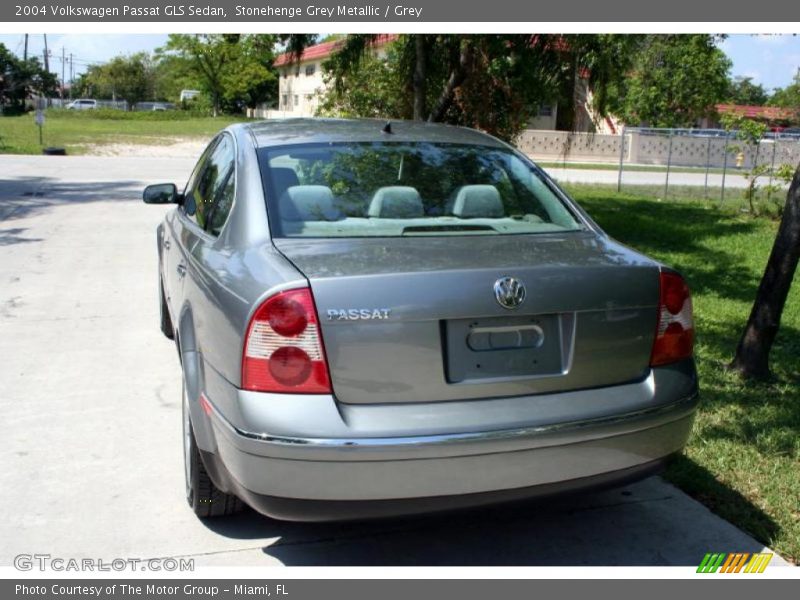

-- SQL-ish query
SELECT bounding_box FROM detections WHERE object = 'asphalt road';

[0,155,788,567]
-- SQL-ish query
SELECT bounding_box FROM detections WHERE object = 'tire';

[182,383,243,518]
[159,277,174,340]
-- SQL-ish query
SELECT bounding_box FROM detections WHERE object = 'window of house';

[281,95,288,110]
[305,63,316,76]
[294,95,299,107]
[538,105,554,117]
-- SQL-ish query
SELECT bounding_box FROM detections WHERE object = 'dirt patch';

[80,137,209,158]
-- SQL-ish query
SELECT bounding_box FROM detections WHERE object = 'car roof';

[241,118,507,149]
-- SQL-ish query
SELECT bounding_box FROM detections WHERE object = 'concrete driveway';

[0,155,788,567]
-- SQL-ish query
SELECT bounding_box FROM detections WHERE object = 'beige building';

[272,36,396,118]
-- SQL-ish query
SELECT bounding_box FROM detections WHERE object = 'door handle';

[163,238,171,250]
[176,263,186,278]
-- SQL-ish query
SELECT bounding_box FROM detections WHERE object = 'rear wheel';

[182,383,243,518]
[159,277,174,340]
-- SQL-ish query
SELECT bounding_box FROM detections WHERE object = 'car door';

[164,137,220,321]
[173,133,236,369]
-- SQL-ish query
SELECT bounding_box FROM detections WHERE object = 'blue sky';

[719,34,800,91]
[2,33,799,92]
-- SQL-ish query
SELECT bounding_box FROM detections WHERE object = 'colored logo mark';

[697,552,773,573]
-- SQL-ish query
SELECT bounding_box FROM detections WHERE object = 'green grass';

[0,109,248,154]
[570,182,789,219]
[564,183,800,563]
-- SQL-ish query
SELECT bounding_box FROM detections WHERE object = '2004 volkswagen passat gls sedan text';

[143,119,698,520]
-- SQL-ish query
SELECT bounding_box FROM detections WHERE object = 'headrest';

[450,185,504,218]
[270,167,300,198]
[368,186,424,219]
[279,185,340,221]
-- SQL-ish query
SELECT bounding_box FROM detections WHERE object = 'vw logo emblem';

[494,277,526,309]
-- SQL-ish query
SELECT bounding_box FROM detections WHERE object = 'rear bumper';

[198,363,698,520]
[204,451,674,521]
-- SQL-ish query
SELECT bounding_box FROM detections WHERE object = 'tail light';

[650,271,694,367]
[242,288,332,393]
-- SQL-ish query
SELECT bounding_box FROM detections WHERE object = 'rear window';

[257,142,583,238]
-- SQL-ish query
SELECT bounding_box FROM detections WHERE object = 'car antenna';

[382,121,393,134]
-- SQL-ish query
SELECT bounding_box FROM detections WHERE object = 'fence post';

[617,126,626,193]
[768,139,778,202]
[664,130,674,200]
[721,136,729,204]
[704,136,712,199]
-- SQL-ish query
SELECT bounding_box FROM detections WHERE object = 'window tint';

[183,135,234,232]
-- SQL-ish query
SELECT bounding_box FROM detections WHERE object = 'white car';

[66,99,97,110]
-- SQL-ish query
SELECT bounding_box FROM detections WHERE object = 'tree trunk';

[412,35,427,121]
[730,162,800,379]
[427,41,473,123]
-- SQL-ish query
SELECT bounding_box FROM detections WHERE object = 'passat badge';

[494,277,526,309]
[327,308,391,321]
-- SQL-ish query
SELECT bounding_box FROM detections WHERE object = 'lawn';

[564,183,800,564]
[0,109,248,154]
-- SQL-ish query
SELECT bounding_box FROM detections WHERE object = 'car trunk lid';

[272,232,660,404]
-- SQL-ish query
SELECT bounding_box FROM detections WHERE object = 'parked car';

[66,99,97,110]
[143,119,699,521]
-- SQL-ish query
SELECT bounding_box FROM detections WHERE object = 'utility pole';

[43,34,49,72]
[23,34,28,61]
[61,47,65,99]
[69,53,73,99]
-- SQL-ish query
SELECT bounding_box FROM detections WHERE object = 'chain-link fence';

[617,128,799,206]
[518,127,800,212]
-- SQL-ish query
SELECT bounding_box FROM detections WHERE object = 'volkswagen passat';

[143,119,698,520]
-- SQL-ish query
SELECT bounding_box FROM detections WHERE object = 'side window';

[182,139,218,226]
[207,170,235,236]
[182,135,234,232]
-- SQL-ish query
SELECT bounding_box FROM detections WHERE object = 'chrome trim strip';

[206,391,698,451]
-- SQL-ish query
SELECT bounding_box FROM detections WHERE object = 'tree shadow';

[0,227,42,246]
[665,456,783,553]
[198,474,776,566]
[0,177,146,224]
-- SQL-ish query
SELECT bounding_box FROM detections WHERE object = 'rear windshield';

[257,142,583,238]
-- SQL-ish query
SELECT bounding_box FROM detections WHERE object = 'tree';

[316,46,406,118]
[727,76,769,106]
[719,113,793,214]
[769,70,800,111]
[0,42,58,114]
[150,54,200,102]
[606,35,731,127]
[100,53,153,108]
[730,162,800,379]
[311,34,637,141]
[160,34,277,115]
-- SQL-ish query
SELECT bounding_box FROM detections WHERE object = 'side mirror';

[143,183,182,205]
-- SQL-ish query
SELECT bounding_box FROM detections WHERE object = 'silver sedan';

[143,118,698,521]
